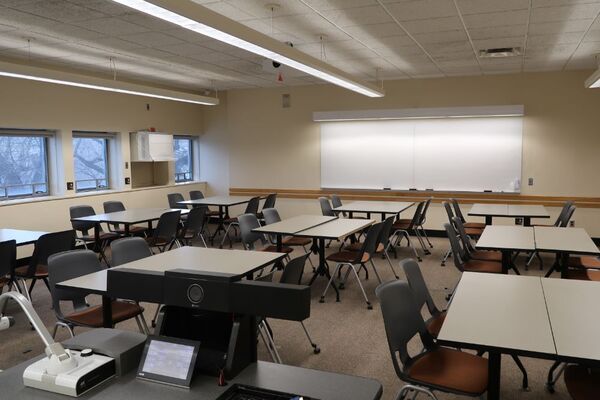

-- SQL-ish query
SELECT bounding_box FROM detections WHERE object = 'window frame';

[173,135,194,183]
[72,132,113,193]
[0,130,51,201]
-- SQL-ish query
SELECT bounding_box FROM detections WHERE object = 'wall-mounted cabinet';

[129,132,174,188]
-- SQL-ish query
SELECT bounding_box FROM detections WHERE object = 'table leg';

[366,212,371,219]
[488,351,502,400]
[276,234,282,252]
[501,250,511,274]
[309,238,340,301]
[486,216,493,225]
[523,217,531,227]
[124,223,130,236]
[211,205,226,245]
[348,211,353,219]
[559,252,569,279]
[102,295,113,328]
[93,223,101,251]
[380,212,385,221]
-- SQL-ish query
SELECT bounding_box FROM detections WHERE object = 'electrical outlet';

[67,182,74,190]
[528,177,534,186]
[125,177,131,185]
[515,217,523,225]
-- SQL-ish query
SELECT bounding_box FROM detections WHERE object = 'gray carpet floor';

[0,236,573,399]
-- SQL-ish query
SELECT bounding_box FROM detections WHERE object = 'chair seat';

[326,251,369,264]
[463,260,502,274]
[283,237,312,246]
[564,365,600,400]
[80,231,120,242]
[344,242,384,253]
[145,237,171,247]
[15,264,48,278]
[65,301,144,327]
[114,226,147,235]
[464,222,486,229]
[392,221,411,230]
[565,269,600,282]
[426,311,447,338]
[407,347,488,396]
[224,217,238,224]
[569,256,600,270]
[260,245,293,254]
[464,227,484,236]
[470,250,503,262]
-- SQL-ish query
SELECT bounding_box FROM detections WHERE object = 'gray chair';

[47,250,148,337]
[262,208,313,266]
[321,222,384,309]
[13,230,76,302]
[529,203,576,271]
[167,192,188,210]
[238,213,292,254]
[318,197,336,217]
[146,210,181,253]
[453,217,502,263]
[257,193,277,221]
[346,216,398,279]
[70,205,118,264]
[451,199,486,229]
[110,237,152,267]
[0,240,16,294]
[102,201,147,236]
[178,206,208,247]
[220,196,260,248]
[330,194,347,217]
[444,223,503,275]
[390,201,426,261]
[376,278,489,399]
[441,201,483,266]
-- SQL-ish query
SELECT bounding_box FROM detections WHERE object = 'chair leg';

[320,264,342,303]
[258,321,280,364]
[300,321,320,354]
[403,231,422,262]
[302,246,315,268]
[220,224,232,248]
[384,250,399,279]
[369,259,382,284]
[420,226,433,248]
[545,361,565,393]
[199,233,208,248]
[510,355,529,390]
[413,228,430,255]
[16,278,32,302]
[441,249,451,266]
[396,384,438,400]
[151,304,162,328]
[349,264,372,309]
[260,320,282,364]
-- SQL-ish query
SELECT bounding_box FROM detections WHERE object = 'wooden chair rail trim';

[229,187,600,209]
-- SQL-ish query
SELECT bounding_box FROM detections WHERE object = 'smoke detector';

[478,47,522,58]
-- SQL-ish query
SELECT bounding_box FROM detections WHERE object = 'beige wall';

[217,70,600,235]
[0,76,207,247]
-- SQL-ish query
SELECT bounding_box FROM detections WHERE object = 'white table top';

[0,228,47,246]
[438,273,556,355]
[476,226,535,251]
[294,218,375,240]
[178,196,256,206]
[253,215,337,235]
[534,227,600,255]
[333,201,414,214]
[542,278,600,362]
[71,208,188,223]
[508,204,549,218]
[468,204,509,216]
[58,247,286,295]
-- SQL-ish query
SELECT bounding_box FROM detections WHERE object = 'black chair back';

[23,230,76,278]
[262,208,281,225]
[244,197,260,215]
[103,201,125,213]
[111,237,152,267]
[450,199,466,223]
[189,190,205,200]
[280,253,310,285]
[262,193,277,211]
[559,205,576,227]
[183,207,207,236]
[153,210,181,242]
[401,259,440,317]
[69,205,97,235]
[444,223,467,271]
[238,213,266,250]
[417,198,432,225]
[167,193,188,210]
[378,216,395,249]
[0,240,16,282]
[319,197,335,217]
[406,201,425,230]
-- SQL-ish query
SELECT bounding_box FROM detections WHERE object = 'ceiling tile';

[384,0,457,21]
[530,3,600,23]
[528,18,592,34]
[456,0,529,15]
[72,17,150,36]
[401,16,463,34]
[119,31,185,47]
[7,0,106,23]
[462,10,530,29]
[319,5,392,27]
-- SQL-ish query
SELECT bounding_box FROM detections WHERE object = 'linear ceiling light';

[110,0,385,98]
[585,68,600,88]
[0,61,219,105]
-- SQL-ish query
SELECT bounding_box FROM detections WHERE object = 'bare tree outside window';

[174,137,193,182]
[73,136,109,191]
[0,135,48,199]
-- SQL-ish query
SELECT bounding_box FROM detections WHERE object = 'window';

[0,133,49,200]
[174,136,193,183]
[73,134,110,192]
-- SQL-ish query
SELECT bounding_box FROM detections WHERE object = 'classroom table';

[177,196,259,244]
[57,247,286,328]
[293,218,375,301]
[468,204,550,226]
[252,215,337,252]
[475,226,535,274]
[0,228,47,246]
[438,272,600,400]
[0,359,383,400]
[534,226,600,278]
[70,208,188,245]
[333,201,414,220]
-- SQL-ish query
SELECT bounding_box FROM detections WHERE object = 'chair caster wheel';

[319,297,325,303]
[367,303,373,310]
[313,347,321,354]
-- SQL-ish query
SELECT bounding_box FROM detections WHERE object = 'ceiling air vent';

[478,47,522,58]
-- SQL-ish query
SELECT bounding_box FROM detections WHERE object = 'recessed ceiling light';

[478,47,522,58]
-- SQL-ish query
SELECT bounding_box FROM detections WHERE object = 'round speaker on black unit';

[187,284,204,304]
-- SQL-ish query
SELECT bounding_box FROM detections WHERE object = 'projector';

[23,349,115,397]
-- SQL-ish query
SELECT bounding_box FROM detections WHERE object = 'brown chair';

[390,201,426,261]
[14,230,76,302]
[346,216,398,279]
[453,217,502,262]
[451,198,486,229]
[568,256,600,270]
[47,250,148,337]
[262,208,313,267]
[441,201,483,266]
[321,222,383,309]
[376,279,488,399]
[444,223,502,274]
[564,364,600,399]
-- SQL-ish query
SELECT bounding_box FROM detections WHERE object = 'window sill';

[0,181,207,208]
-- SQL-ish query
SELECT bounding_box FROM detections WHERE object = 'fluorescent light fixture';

[585,68,600,88]
[0,61,219,105]
[313,105,525,122]
[110,0,384,98]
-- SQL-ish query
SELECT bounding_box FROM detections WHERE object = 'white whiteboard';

[320,117,523,192]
